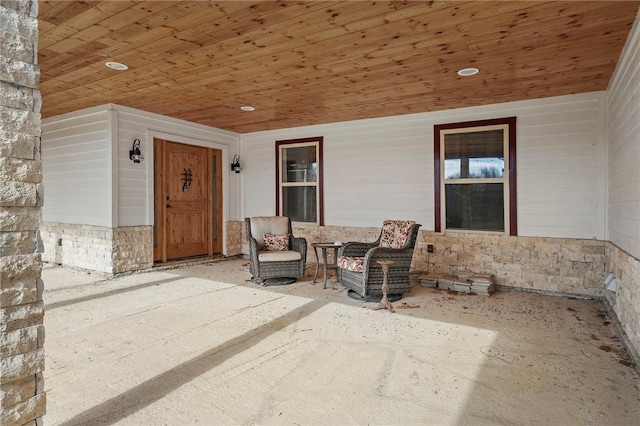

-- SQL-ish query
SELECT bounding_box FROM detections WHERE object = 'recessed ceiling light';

[240,106,255,111]
[457,67,479,77]
[105,61,128,71]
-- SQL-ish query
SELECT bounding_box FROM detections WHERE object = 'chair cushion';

[337,256,364,273]
[258,250,302,262]
[250,216,290,251]
[379,220,416,249]
[263,233,289,251]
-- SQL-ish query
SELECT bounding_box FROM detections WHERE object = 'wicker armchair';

[338,220,421,300]
[245,216,307,283]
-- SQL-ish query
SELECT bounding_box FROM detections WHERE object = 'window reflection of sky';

[445,158,504,179]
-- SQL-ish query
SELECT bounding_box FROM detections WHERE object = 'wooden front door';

[154,139,222,262]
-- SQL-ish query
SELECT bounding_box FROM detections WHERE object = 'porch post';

[0,0,46,424]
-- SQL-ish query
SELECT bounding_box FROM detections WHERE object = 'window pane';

[282,186,317,223]
[444,130,504,179]
[445,183,504,231]
[282,146,317,183]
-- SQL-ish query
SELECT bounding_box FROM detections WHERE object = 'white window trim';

[278,141,320,225]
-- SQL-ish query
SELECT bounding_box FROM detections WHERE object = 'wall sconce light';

[130,139,144,163]
[230,154,241,173]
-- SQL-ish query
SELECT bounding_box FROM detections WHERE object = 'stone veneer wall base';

[40,222,153,275]
[224,221,243,256]
[604,241,640,371]
[42,221,245,276]
[288,224,607,297]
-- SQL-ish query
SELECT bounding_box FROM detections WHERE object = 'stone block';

[496,236,517,249]
[0,30,33,63]
[415,272,439,288]
[0,81,33,110]
[0,181,37,206]
[0,302,42,333]
[0,206,40,231]
[557,276,587,292]
[0,255,41,307]
[0,325,38,357]
[473,252,493,263]
[469,285,494,296]
[453,281,471,293]
[0,106,40,135]
[225,220,244,255]
[0,392,45,426]
[571,260,593,274]
[437,274,457,290]
[0,131,36,159]
[0,348,44,381]
[582,243,605,254]
[0,254,40,283]
[0,58,39,90]
[1,278,39,307]
[0,374,36,409]
[0,157,41,183]
[0,0,33,17]
[0,6,37,46]
[469,273,492,283]
[458,251,476,264]
[0,231,36,256]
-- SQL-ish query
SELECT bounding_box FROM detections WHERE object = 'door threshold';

[153,254,225,270]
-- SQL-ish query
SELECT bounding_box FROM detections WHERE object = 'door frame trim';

[146,130,230,257]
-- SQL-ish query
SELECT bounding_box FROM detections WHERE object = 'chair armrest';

[363,246,414,268]
[340,241,377,258]
[290,236,307,254]
[247,235,259,257]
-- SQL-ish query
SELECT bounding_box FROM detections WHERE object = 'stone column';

[0,1,46,425]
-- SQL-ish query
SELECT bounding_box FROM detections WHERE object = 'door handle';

[166,204,172,208]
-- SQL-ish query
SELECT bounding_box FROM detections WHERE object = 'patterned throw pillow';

[263,233,289,251]
[337,256,365,272]
[379,220,416,248]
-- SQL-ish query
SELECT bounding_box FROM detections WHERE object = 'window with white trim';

[276,137,323,225]
[434,117,517,235]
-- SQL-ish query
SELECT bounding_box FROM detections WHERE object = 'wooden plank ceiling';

[38,1,640,133]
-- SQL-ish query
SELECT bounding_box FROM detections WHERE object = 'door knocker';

[181,168,193,192]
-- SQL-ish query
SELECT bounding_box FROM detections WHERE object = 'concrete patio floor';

[42,258,639,425]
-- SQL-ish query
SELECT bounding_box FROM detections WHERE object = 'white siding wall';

[607,11,640,259]
[42,107,112,226]
[114,105,240,227]
[605,9,640,358]
[518,97,606,238]
[242,92,606,239]
[42,104,242,230]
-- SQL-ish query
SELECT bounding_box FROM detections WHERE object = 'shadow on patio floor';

[43,258,639,425]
